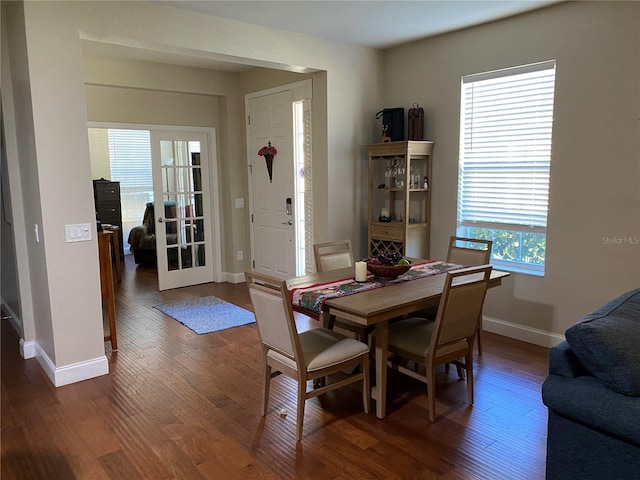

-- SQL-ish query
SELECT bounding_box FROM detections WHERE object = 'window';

[107,129,153,224]
[458,60,556,275]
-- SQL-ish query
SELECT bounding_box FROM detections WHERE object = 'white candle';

[355,261,367,282]
[381,208,389,218]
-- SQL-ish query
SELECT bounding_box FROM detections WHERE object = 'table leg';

[109,230,122,283]
[374,321,388,418]
[321,310,336,329]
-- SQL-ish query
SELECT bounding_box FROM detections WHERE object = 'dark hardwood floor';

[2,256,550,479]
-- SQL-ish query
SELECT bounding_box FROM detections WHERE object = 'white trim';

[20,339,36,359]
[483,315,565,348]
[223,271,247,284]
[35,343,109,387]
[463,59,556,83]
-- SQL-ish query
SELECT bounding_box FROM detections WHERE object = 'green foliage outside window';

[464,227,546,266]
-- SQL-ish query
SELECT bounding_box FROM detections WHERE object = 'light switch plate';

[65,223,92,242]
[235,198,245,208]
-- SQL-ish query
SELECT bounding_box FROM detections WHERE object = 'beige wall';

[87,128,110,180]
[3,0,381,381]
[384,1,640,339]
[85,84,220,127]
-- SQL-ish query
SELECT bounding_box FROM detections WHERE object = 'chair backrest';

[447,236,492,267]
[313,239,354,272]
[431,265,492,354]
[245,271,301,362]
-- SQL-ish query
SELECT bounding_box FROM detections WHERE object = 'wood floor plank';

[1,255,550,479]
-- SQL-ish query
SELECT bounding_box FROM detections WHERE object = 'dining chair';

[245,270,370,441]
[313,240,374,343]
[447,236,492,266]
[447,236,493,354]
[385,264,493,422]
[313,239,355,273]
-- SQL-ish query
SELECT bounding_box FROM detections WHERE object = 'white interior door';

[248,90,296,279]
[151,130,214,290]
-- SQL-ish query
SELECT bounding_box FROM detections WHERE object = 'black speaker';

[375,108,404,142]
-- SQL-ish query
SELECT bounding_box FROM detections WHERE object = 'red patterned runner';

[290,260,463,317]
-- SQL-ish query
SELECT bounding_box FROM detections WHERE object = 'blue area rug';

[154,296,255,334]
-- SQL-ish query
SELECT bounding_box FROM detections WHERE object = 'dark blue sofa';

[542,288,640,479]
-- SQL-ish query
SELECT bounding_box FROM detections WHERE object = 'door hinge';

[251,214,254,223]
[247,115,250,125]
[252,260,255,269]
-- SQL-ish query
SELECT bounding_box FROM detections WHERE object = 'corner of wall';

[35,343,109,387]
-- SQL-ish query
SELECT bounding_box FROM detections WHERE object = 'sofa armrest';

[549,340,589,378]
[128,225,156,251]
[542,374,640,446]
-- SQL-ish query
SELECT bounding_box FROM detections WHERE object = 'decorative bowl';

[366,261,412,280]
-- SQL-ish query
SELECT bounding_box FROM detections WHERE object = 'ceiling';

[83,1,561,72]
[155,0,559,49]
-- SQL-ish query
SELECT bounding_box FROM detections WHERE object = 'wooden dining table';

[287,263,510,419]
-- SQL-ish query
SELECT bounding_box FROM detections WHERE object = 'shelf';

[367,140,434,259]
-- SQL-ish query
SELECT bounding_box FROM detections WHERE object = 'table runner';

[290,260,463,317]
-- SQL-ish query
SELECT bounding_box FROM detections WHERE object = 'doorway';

[246,80,313,279]
[87,123,222,290]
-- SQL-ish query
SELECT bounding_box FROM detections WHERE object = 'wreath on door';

[258,142,277,183]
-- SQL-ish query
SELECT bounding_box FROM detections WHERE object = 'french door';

[151,130,214,290]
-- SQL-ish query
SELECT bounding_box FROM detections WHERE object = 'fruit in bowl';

[367,253,412,280]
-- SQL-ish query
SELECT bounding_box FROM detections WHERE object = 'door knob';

[158,217,164,223]
[282,220,293,226]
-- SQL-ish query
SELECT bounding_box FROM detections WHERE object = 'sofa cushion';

[565,288,640,396]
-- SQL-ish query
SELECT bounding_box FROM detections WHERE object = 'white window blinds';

[458,61,556,233]
[108,129,152,190]
[108,129,153,224]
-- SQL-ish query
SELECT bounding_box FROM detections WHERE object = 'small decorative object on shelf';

[423,176,429,190]
[379,207,391,222]
[258,142,277,182]
[382,125,391,143]
[408,103,425,141]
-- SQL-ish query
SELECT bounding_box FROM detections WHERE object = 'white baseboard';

[483,315,565,348]
[35,343,109,387]
[223,271,247,284]
[20,339,36,359]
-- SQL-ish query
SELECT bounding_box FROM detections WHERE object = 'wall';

[3,0,381,385]
[87,128,110,180]
[85,84,220,127]
[1,116,22,331]
[384,1,640,341]
[3,1,110,383]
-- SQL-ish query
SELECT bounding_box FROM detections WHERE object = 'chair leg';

[466,353,474,405]
[476,315,483,355]
[262,363,272,416]
[427,363,436,423]
[296,379,307,442]
[362,355,370,414]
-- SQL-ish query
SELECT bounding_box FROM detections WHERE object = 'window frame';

[457,60,556,276]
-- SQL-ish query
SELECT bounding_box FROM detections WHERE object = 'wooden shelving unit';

[367,140,434,259]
